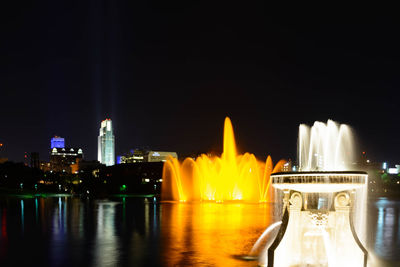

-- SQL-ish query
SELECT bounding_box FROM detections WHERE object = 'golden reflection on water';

[160,202,275,266]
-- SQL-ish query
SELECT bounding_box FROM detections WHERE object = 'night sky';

[1,2,400,165]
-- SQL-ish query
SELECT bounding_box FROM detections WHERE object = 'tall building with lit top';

[98,119,115,166]
[51,136,65,148]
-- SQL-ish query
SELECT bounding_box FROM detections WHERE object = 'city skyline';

[0,116,395,168]
[1,3,400,164]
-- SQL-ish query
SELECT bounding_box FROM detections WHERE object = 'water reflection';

[20,200,24,233]
[93,202,119,267]
[160,202,274,266]
[0,208,7,259]
[35,198,39,224]
[50,197,67,266]
[0,197,399,266]
[372,198,400,261]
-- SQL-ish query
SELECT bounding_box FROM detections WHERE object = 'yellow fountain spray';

[162,117,285,202]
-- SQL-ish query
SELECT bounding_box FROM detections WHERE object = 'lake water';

[0,196,398,266]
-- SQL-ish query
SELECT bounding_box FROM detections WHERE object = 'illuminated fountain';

[261,120,368,267]
[161,117,285,202]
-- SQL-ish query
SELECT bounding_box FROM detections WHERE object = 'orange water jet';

[162,117,285,202]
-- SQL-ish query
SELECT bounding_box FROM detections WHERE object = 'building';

[98,119,115,166]
[50,147,83,173]
[0,142,7,164]
[119,149,146,163]
[119,149,178,163]
[30,152,40,169]
[51,136,65,148]
[39,161,51,172]
[282,159,293,172]
[146,151,178,162]
[70,159,104,174]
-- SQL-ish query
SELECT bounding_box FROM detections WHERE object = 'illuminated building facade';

[98,119,115,166]
[50,147,83,173]
[146,151,177,162]
[51,136,65,148]
[39,161,51,172]
[120,149,146,163]
[119,149,177,163]
[282,159,292,172]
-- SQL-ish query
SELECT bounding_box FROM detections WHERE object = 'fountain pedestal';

[267,171,368,267]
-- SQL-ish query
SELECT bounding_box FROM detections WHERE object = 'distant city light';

[119,184,127,192]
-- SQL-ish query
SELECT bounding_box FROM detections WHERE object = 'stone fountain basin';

[271,171,368,193]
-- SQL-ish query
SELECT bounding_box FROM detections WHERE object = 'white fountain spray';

[298,120,355,171]
[257,120,368,267]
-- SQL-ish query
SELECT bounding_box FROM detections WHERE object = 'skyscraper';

[51,136,65,148]
[98,119,115,166]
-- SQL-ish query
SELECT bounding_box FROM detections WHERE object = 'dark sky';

[1,2,400,165]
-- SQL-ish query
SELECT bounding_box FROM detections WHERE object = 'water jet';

[162,117,285,202]
[260,120,368,267]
